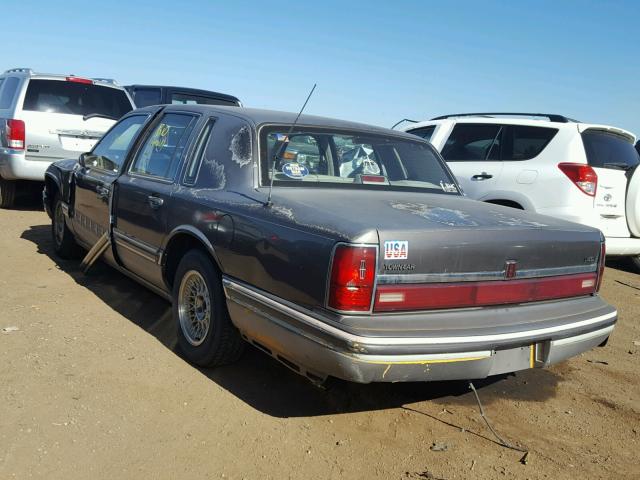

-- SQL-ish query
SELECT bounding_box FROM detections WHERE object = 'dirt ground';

[1,201,639,480]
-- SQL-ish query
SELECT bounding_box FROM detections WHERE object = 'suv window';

[504,125,558,160]
[0,77,19,109]
[170,92,237,106]
[131,113,197,180]
[409,126,436,141]
[23,79,132,118]
[88,115,148,172]
[132,88,162,108]
[441,124,503,161]
[582,130,640,170]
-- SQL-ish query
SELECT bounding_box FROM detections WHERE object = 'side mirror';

[78,152,89,168]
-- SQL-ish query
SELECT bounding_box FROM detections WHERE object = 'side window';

[184,118,215,185]
[0,77,19,109]
[132,88,162,108]
[89,115,148,172]
[504,126,558,160]
[130,113,197,180]
[441,124,503,162]
[408,126,436,141]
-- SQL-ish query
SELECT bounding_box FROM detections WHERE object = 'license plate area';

[487,342,550,376]
[59,135,99,152]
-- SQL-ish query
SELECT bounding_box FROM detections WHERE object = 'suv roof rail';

[4,67,33,74]
[391,118,419,129]
[431,112,579,123]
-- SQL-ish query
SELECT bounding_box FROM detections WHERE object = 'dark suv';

[126,85,241,108]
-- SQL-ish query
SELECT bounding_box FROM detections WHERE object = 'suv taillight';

[328,245,376,312]
[558,162,597,196]
[596,241,606,292]
[5,119,25,150]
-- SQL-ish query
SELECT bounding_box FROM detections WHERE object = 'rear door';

[113,112,199,287]
[440,123,504,199]
[581,129,639,237]
[19,78,133,163]
[73,114,149,247]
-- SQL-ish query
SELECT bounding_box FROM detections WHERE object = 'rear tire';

[627,255,640,273]
[173,249,245,367]
[51,195,78,258]
[0,177,16,208]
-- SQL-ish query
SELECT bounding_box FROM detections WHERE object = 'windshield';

[260,126,459,194]
[23,79,133,119]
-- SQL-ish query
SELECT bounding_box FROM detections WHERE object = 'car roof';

[403,116,636,142]
[160,105,421,139]
[126,84,240,103]
[0,69,126,90]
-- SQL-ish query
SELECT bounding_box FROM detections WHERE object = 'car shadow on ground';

[21,222,564,418]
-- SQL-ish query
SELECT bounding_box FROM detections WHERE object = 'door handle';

[148,195,164,209]
[96,186,109,199]
[472,173,493,180]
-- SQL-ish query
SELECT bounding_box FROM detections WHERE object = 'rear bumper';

[0,150,51,181]
[223,278,617,383]
[605,237,640,256]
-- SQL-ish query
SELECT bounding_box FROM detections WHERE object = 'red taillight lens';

[6,119,25,150]
[558,162,597,196]
[66,76,93,84]
[596,241,606,292]
[328,245,376,311]
[374,273,597,312]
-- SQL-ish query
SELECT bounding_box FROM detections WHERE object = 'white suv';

[400,113,640,269]
[0,68,134,208]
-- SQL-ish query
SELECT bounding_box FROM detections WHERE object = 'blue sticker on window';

[282,162,309,179]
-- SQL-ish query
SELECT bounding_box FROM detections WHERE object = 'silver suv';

[0,68,134,207]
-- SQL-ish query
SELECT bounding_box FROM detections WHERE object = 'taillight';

[374,273,597,312]
[328,245,376,312]
[66,76,93,84]
[5,119,25,150]
[596,241,606,292]
[558,163,597,196]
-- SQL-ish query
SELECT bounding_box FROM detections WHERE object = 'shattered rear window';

[260,126,459,194]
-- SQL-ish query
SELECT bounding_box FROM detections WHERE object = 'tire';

[51,195,78,258]
[627,255,640,273]
[0,177,16,208]
[173,249,245,367]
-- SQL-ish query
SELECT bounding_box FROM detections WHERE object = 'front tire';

[173,249,244,367]
[51,195,78,258]
[0,177,16,208]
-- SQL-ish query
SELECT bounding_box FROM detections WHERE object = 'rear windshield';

[23,79,132,119]
[260,126,460,194]
[582,130,640,170]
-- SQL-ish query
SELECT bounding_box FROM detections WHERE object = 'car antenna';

[265,83,317,207]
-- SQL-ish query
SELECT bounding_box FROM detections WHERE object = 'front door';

[113,112,198,287]
[72,115,149,248]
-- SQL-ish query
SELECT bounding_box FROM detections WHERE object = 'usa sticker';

[384,240,408,260]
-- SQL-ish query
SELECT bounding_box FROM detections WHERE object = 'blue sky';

[5,1,640,134]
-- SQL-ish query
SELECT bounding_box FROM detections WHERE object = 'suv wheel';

[0,177,16,208]
[173,250,244,367]
[627,255,640,274]
[51,195,78,258]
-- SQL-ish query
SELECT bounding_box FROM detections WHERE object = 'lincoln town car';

[43,105,617,384]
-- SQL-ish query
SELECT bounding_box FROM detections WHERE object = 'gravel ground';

[1,203,639,479]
